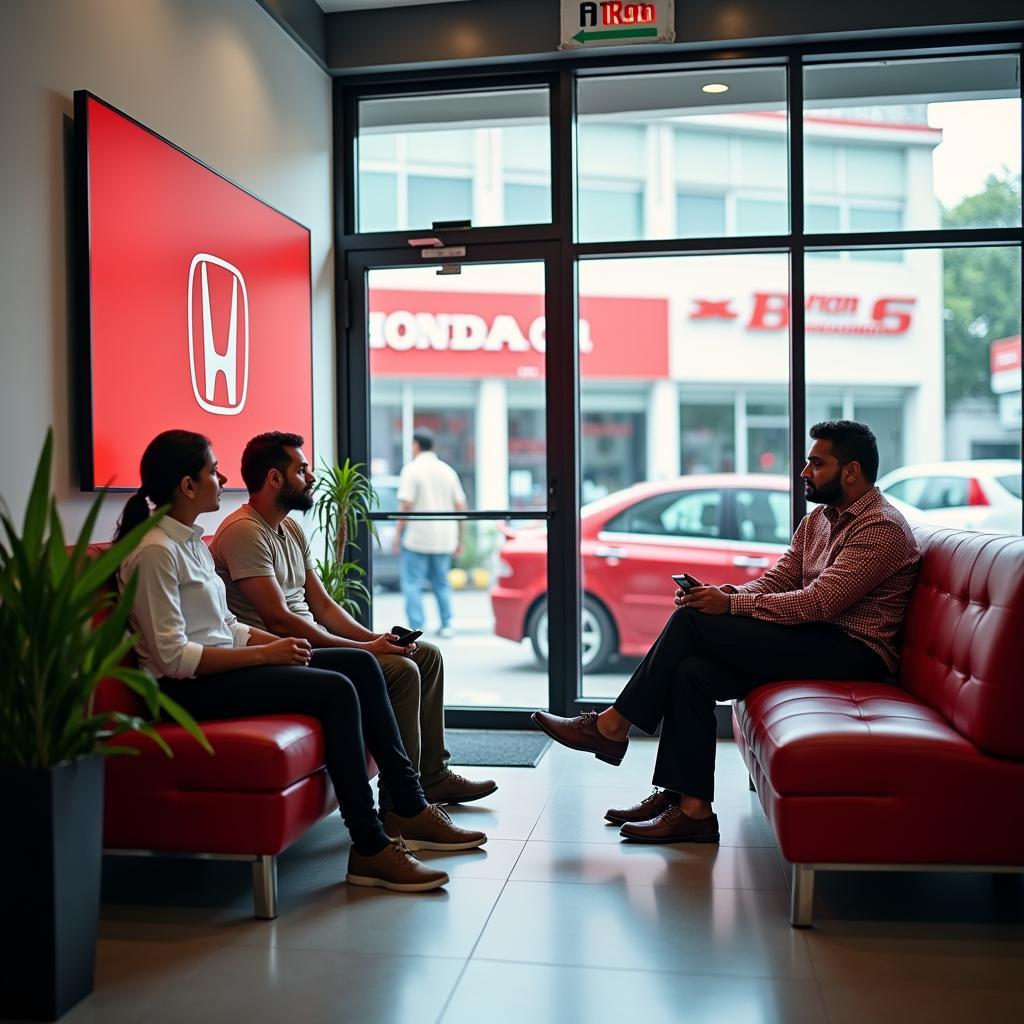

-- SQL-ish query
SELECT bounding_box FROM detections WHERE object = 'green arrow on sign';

[573,27,659,43]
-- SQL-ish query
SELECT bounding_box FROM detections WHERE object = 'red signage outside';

[82,95,313,489]
[690,292,917,334]
[991,336,1022,374]
[990,335,1022,395]
[369,290,670,379]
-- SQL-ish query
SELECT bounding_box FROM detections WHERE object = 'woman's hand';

[259,637,313,665]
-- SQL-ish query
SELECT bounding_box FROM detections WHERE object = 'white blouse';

[119,515,250,679]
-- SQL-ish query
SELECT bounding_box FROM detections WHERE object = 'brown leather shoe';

[424,769,498,806]
[383,804,487,852]
[531,710,628,765]
[605,789,676,825]
[619,806,720,844]
[346,840,449,892]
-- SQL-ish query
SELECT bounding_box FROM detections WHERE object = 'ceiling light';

[702,83,729,94]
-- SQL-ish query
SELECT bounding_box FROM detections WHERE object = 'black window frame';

[335,33,1024,723]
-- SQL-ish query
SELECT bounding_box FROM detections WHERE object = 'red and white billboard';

[369,289,669,379]
[77,93,313,489]
[991,335,1022,395]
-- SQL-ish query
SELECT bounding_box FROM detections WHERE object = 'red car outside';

[491,474,791,672]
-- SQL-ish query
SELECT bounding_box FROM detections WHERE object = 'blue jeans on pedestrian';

[400,547,453,630]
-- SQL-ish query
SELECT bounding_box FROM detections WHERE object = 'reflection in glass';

[806,246,1021,533]
[357,88,551,232]
[804,56,1021,236]
[576,255,791,697]
[367,262,550,710]
[578,67,788,242]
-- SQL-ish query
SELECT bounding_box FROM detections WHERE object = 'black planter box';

[0,757,103,1021]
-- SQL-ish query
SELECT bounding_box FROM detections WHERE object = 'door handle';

[595,546,629,559]
[733,555,770,568]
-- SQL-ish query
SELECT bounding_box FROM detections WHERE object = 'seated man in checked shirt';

[533,420,921,845]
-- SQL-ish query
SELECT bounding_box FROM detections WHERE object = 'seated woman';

[115,429,485,893]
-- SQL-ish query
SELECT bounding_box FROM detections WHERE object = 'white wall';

[0,0,334,539]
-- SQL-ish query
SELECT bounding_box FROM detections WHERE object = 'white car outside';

[877,460,1022,534]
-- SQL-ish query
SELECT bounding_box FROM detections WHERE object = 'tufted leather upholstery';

[733,525,1024,869]
[899,528,1024,759]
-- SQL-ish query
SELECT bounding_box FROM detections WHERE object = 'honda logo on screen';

[187,253,249,415]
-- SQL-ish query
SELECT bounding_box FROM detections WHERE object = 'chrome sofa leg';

[790,864,814,928]
[252,855,278,919]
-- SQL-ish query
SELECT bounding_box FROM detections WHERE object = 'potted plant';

[312,457,380,615]
[0,431,210,1022]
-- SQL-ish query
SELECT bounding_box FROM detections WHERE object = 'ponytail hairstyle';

[114,430,212,542]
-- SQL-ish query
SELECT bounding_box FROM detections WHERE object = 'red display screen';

[76,92,313,490]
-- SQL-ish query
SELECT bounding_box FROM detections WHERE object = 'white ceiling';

[315,0,470,13]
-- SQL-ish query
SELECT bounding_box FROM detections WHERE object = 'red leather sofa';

[91,543,375,919]
[732,525,1024,927]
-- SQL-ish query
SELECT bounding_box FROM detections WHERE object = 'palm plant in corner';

[312,457,380,616]
[0,430,210,1022]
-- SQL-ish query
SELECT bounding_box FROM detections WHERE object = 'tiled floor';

[66,738,1024,1023]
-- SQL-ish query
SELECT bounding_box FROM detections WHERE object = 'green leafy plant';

[0,430,211,769]
[312,458,380,615]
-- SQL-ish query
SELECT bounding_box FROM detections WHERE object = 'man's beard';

[804,469,844,505]
[280,481,314,512]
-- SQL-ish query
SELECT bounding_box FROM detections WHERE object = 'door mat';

[445,729,551,768]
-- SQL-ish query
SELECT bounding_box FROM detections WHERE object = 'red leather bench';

[91,543,375,919]
[732,525,1024,926]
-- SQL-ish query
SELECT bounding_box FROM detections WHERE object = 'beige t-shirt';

[398,451,467,554]
[210,504,316,630]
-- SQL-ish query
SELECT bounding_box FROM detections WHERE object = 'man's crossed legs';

[534,607,888,843]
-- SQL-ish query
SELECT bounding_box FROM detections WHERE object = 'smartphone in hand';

[671,572,701,592]
[390,625,424,644]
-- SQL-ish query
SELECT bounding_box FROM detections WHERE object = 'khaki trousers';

[376,641,450,806]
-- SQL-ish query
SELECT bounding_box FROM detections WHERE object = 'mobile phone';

[671,573,700,592]
[390,625,423,644]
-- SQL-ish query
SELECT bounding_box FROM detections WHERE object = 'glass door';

[344,244,575,724]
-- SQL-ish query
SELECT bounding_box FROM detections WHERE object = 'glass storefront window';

[577,254,791,698]
[577,67,788,242]
[507,403,547,511]
[351,51,1022,721]
[407,176,473,228]
[367,262,550,710]
[681,401,735,474]
[356,88,551,231]
[804,55,1022,234]
[677,194,727,236]
[806,245,1021,533]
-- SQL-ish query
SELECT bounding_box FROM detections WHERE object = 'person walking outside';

[394,427,467,638]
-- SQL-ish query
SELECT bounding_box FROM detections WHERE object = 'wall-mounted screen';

[75,91,314,490]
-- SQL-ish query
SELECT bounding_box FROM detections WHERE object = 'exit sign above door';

[560,1,675,49]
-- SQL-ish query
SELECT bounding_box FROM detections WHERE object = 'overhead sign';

[561,1,675,49]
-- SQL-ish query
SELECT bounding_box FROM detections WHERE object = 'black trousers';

[160,648,427,855]
[613,608,889,802]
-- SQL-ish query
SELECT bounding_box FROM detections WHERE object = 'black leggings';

[160,649,428,855]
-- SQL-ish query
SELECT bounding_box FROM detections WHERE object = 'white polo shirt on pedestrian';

[397,451,466,554]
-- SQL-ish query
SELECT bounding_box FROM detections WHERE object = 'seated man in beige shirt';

[210,431,497,810]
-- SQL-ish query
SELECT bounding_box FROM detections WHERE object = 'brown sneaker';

[346,840,449,892]
[424,769,498,806]
[605,789,676,825]
[383,804,488,852]
[619,806,720,844]
[532,710,628,765]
